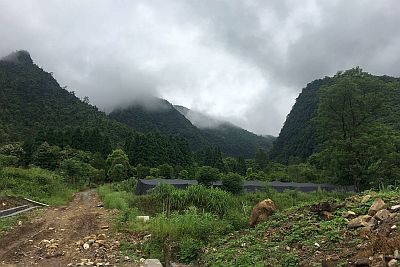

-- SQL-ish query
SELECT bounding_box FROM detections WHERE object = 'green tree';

[106,149,129,182]
[195,166,220,186]
[32,142,61,170]
[178,169,189,179]
[254,148,268,170]
[159,163,174,179]
[313,69,399,189]
[136,164,150,179]
[221,172,244,194]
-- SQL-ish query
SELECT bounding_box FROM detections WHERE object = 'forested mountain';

[0,50,271,159]
[0,51,199,167]
[270,77,333,163]
[109,101,274,158]
[174,105,275,158]
[109,99,209,150]
[0,50,133,146]
[271,69,400,164]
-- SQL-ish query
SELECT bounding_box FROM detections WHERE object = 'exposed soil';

[0,190,136,267]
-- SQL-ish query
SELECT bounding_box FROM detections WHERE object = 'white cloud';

[1,0,400,135]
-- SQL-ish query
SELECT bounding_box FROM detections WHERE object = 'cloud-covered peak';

[1,1,399,135]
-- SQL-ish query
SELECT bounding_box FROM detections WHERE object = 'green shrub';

[195,166,220,186]
[150,184,233,217]
[146,208,230,262]
[0,154,19,167]
[0,167,73,205]
[101,190,130,211]
[179,237,203,263]
[221,172,244,194]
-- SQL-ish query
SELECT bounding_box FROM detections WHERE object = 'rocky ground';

[201,191,400,266]
[0,190,140,267]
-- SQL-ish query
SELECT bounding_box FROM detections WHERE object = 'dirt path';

[0,190,134,266]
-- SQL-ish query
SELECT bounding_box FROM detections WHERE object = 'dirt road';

[0,190,134,266]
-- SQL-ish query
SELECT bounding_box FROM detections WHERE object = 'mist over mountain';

[0,51,273,158]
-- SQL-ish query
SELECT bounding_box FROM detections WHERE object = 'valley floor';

[0,190,134,267]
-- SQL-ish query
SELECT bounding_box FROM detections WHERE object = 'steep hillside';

[270,77,333,163]
[109,102,274,158]
[270,70,400,164]
[109,100,209,151]
[0,51,133,145]
[175,105,275,158]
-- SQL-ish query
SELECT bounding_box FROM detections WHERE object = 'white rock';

[388,259,397,267]
[137,216,150,222]
[391,205,400,212]
[314,242,320,248]
[83,243,90,250]
[394,249,399,259]
[143,259,163,267]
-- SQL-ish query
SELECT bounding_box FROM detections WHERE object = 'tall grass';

[0,167,75,205]
[146,207,230,263]
[150,184,233,217]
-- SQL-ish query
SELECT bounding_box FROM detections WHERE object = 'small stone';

[322,211,334,220]
[18,221,22,226]
[391,205,400,212]
[100,225,109,229]
[388,259,398,267]
[95,240,105,246]
[124,256,130,261]
[97,234,106,239]
[285,246,290,251]
[143,259,163,267]
[314,242,320,248]
[86,262,94,266]
[137,216,150,222]
[83,243,90,250]
[394,249,399,260]
[88,239,95,244]
[342,211,357,218]
[353,257,370,266]
[348,215,373,228]
[392,225,398,230]
[374,209,391,221]
[48,227,55,230]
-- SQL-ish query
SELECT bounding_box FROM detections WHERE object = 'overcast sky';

[1,0,400,135]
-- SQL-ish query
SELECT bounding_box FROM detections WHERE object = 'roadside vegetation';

[97,181,351,265]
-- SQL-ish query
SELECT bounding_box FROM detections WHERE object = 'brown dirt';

[0,197,30,211]
[0,190,136,266]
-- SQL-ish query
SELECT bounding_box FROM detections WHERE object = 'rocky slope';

[201,191,400,266]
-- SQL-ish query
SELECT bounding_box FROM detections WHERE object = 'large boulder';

[249,199,277,227]
[368,198,387,216]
